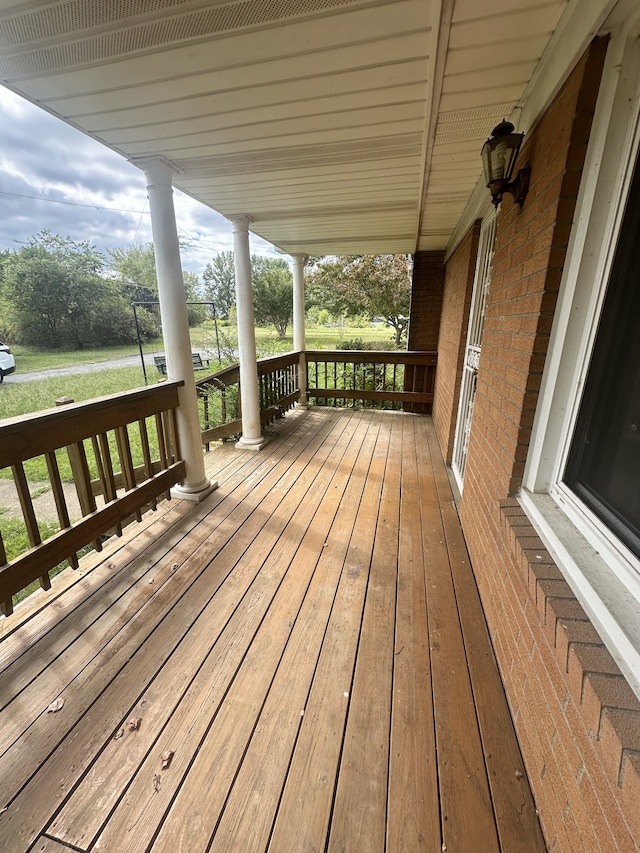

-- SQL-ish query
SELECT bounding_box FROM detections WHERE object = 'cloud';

[0,86,279,276]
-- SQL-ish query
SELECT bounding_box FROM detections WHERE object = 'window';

[520,21,640,699]
[565,155,640,560]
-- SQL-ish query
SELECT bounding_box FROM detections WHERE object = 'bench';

[154,353,210,376]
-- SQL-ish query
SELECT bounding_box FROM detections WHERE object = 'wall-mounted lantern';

[481,119,530,207]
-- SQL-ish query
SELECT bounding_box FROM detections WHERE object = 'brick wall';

[407,250,445,351]
[431,221,480,464]
[404,250,445,413]
[431,36,640,850]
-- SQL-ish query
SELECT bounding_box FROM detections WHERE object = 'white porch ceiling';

[0,0,569,256]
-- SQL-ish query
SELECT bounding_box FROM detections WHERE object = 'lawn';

[1,321,400,478]
[8,341,151,373]
[0,321,400,606]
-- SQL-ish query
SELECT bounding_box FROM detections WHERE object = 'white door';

[452,210,497,491]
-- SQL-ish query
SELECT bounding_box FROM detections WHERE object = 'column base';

[297,395,308,409]
[170,478,218,502]
[236,435,267,451]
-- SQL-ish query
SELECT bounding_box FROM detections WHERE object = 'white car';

[0,342,16,383]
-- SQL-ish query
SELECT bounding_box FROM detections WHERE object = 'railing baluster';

[91,434,109,504]
[0,530,12,617]
[45,450,79,568]
[0,382,185,610]
[69,440,102,551]
[12,462,51,592]
[138,418,157,511]
[97,432,122,536]
[169,407,181,463]
[116,425,142,524]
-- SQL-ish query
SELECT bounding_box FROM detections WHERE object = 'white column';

[132,155,216,500]
[292,254,308,407]
[230,215,265,450]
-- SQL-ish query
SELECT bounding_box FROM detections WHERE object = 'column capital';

[129,155,181,187]
[291,253,309,265]
[228,214,255,233]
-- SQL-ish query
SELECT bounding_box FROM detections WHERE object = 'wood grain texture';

[0,409,544,853]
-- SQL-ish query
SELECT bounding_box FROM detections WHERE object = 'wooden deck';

[0,407,545,853]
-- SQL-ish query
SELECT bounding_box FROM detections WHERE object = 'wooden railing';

[196,352,300,443]
[306,350,437,410]
[196,350,437,440]
[0,382,185,615]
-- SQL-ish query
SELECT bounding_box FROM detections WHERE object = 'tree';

[307,254,411,346]
[252,256,293,338]
[0,232,136,349]
[202,251,236,319]
[109,241,204,327]
[109,242,158,303]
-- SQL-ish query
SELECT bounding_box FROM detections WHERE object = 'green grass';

[0,365,152,482]
[0,508,86,606]
[0,322,401,604]
[0,364,147,420]
[254,324,398,351]
[9,342,156,373]
[0,323,399,476]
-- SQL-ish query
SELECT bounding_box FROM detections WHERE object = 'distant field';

[9,341,151,373]
[0,321,400,589]
[0,320,397,474]
[6,323,396,373]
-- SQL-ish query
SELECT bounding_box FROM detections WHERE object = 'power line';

[0,188,146,214]
[177,228,231,252]
[2,188,238,258]
[133,196,147,243]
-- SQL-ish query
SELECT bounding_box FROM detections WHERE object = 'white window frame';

[520,18,640,700]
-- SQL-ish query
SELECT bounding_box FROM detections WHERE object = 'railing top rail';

[256,351,299,375]
[195,363,239,389]
[0,381,182,468]
[196,350,437,390]
[305,350,437,364]
[196,351,301,390]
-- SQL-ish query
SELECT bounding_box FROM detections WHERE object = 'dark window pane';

[565,157,640,558]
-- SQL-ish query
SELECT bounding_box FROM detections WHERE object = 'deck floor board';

[0,408,545,853]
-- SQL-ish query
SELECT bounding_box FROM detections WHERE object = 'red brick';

[576,770,617,852]
[618,752,640,840]
[567,644,622,706]
[536,577,575,616]
[544,597,590,648]
[555,618,601,672]
[599,708,640,786]
[581,672,640,745]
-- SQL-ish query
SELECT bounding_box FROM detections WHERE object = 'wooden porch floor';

[0,407,545,853]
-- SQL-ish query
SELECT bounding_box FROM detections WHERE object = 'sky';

[0,85,277,277]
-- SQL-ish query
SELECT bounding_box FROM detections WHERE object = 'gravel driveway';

[6,354,154,383]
